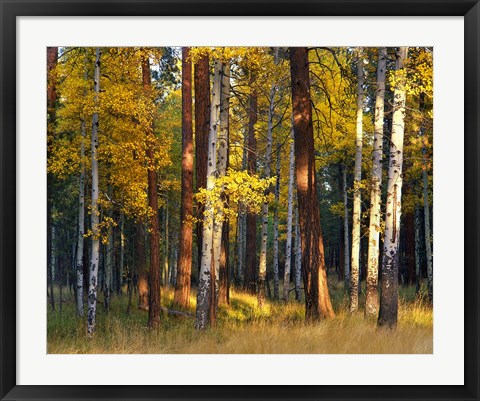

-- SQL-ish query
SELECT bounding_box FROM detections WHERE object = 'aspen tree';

[378,47,409,328]
[365,47,387,318]
[87,48,101,337]
[350,49,364,313]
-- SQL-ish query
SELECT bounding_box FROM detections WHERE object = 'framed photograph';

[1,0,478,400]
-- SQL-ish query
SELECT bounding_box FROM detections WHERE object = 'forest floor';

[47,277,433,354]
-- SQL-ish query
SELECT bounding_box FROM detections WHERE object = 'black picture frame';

[1,1,478,400]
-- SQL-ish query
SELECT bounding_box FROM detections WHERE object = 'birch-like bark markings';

[76,108,86,317]
[174,47,194,308]
[212,61,230,306]
[194,54,211,276]
[378,47,409,328]
[350,50,364,313]
[196,60,222,330]
[87,47,101,337]
[283,127,295,302]
[365,47,387,318]
[258,50,278,306]
[422,138,433,302]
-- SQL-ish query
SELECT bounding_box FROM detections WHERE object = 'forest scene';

[47,46,433,354]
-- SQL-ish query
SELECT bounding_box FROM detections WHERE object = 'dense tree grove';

[47,46,433,342]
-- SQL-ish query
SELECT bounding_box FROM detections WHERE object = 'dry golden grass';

[47,280,432,354]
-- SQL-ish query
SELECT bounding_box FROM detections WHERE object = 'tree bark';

[283,127,295,302]
[142,55,162,328]
[217,61,231,306]
[174,47,194,309]
[350,50,364,313]
[258,52,277,306]
[378,47,409,328]
[422,128,433,302]
[272,146,281,300]
[196,59,222,330]
[365,47,386,318]
[194,54,211,274]
[244,72,258,295]
[294,206,302,302]
[289,47,334,320]
[87,48,101,337]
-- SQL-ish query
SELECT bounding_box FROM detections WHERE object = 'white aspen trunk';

[365,47,387,318]
[87,48,101,337]
[422,143,433,301]
[283,128,295,301]
[343,166,350,287]
[272,146,281,300]
[196,59,222,330]
[212,61,230,301]
[414,206,421,293]
[294,205,302,301]
[258,54,277,305]
[75,64,88,317]
[350,50,364,313]
[378,47,408,328]
[75,74,87,317]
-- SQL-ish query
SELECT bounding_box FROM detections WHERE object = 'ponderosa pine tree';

[365,47,387,318]
[87,47,101,337]
[378,46,409,328]
[350,49,364,314]
[142,54,161,328]
[174,47,194,308]
[289,47,334,320]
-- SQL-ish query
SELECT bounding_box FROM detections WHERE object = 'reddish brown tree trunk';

[142,55,161,328]
[244,74,258,294]
[289,47,334,321]
[194,54,211,273]
[174,47,194,308]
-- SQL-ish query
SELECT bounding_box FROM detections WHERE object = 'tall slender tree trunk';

[141,55,161,328]
[217,61,231,306]
[365,47,386,318]
[283,128,295,302]
[174,47,194,308]
[47,47,58,313]
[350,50,364,313]
[378,47,408,328]
[272,146,281,300]
[75,61,87,317]
[87,48,101,337]
[104,217,113,312]
[414,206,422,293]
[421,125,433,302]
[244,73,258,295]
[342,166,350,290]
[164,198,170,286]
[289,47,334,321]
[194,54,211,273]
[236,139,248,286]
[196,59,222,330]
[294,206,302,301]
[258,53,277,306]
